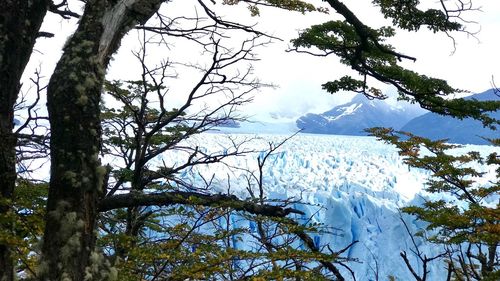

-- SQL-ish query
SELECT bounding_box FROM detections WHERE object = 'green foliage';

[292,19,461,100]
[223,0,325,16]
[369,127,499,279]
[322,76,383,98]
[373,0,462,32]
[0,180,47,277]
[98,206,338,280]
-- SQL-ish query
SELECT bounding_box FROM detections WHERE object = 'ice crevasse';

[158,133,497,280]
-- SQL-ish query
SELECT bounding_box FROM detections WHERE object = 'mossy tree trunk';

[41,1,161,280]
[0,1,49,280]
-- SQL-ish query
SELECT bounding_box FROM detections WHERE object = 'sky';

[27,0,500,123]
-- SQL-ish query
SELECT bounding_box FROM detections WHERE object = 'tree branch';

[99,191,305,217]
[49,0,80,19]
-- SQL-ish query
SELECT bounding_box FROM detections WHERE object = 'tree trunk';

[0,1,49,280]
[40,1,161,280]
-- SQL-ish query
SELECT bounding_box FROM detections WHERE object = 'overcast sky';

[29,0,500,122]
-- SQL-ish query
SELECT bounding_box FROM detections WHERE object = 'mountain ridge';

[401,89,499,145]
[295,90,498,145]
[296,94,424,135]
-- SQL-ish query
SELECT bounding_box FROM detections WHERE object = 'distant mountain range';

[401,89,499,145]
[296,94,423,136]
[296,90,499,145]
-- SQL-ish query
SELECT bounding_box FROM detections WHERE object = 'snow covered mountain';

[296,94,423,135]
[401,89,500,145]
[161,133,498,280]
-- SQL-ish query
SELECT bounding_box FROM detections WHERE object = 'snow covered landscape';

[158,133,499,280]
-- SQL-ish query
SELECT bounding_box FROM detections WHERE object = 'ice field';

[156,133,498,280]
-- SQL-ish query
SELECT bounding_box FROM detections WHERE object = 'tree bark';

[41,1,161,280]
[0,1,49,280]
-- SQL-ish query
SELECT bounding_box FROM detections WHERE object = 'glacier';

[156,133,497,280]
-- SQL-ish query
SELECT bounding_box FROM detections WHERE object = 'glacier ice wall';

[158,133,497,280]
